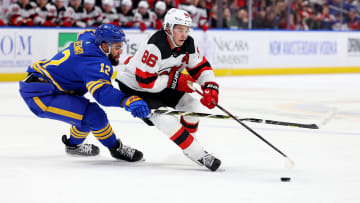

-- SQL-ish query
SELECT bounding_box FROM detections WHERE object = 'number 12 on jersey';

[100,63,111,76]
[141,50,158,67]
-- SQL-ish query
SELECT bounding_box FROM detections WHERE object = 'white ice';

[1,74,360,203]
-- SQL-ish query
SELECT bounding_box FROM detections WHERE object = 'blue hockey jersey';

[26,29,125,107]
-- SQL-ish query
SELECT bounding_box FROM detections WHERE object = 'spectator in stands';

[274,1,288,29]
[1,0,359,30]
[223,7,231,28]
[304,8,321,29]
[253,10,266,28]
[0,4,7,26]
[153,1,166,29]
[298,0,312,19]
[34,0,57,26]
[234,8,249,29]
[209,5,230,28]
[344,0,356,11]
[258,0,268,12]
[68,0,86,27]
[118,0,135,27]
[54,0,74,27]
[163,0,174,11]
[311,0,326,14]
[319,4,336,30]
[293,11,307,30]
[179,0,208,30]
[228,0,239,27]
[133,1,157,31]
[328,0,342,16]
[6,0,37,26]
[83,0,103,27]
[347,8,360,30]
[332,13,348,30]
[260,8,276,29]
[353,0,360,13]
[101,0,120,26]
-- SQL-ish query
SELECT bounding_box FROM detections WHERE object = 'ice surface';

[1,74,360,203]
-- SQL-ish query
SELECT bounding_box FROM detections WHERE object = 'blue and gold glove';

[121,95,150,118]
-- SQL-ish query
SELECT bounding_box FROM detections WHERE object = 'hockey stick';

[188,82,295,168]
[153,109,319,129]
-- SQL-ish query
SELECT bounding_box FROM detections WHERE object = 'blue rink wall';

[1,27,360,81]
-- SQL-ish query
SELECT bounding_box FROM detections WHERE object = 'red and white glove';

[168,69,195,93]
[200,82,219,109]
[125,22,134,27]
[201,24,208,32]
[139,22,147,32]
[155,19,163,30]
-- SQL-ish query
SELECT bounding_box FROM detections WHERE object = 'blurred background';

[0,0,359,80]
[1,1,360,202]
[0,0,359,30]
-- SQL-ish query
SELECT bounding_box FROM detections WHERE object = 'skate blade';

[216,168,226,172]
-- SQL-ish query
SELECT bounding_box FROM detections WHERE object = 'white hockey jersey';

[33,3,57,26]
[116,30,215,93]
[101,7,120,26]
[133,9,157,28]
[55,5,73,27]
[6,1,36,26]
[84,5,103,27]
[67,5,86,27]
[0,4,7,25]
[178,4,208,28]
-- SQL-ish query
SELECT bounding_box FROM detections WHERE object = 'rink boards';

[0,27,360,81]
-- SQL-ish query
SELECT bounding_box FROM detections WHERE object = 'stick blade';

[285,158,295,169]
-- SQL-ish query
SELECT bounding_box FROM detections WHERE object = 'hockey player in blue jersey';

[19,24,149,162]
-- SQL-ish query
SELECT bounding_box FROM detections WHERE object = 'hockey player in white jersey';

[116,8,221,171]
[83,0,103,27]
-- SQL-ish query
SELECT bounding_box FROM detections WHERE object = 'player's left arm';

[186,40,219,109]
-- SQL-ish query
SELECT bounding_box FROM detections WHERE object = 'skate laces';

[78,144,93,154]
[118,145,136,158]
[199,154,215,167]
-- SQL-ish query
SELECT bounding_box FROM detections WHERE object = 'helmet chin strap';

[165,29,179,48]
[99,42,112,56]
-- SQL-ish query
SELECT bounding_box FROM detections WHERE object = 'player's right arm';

[131,44,168,93]
[84,60,149,117]
[84,61,126,107]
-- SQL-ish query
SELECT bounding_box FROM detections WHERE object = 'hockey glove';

[121,95,150,118]
[139,22,147,32]
[200,82,219,109]
[168,70,196,93]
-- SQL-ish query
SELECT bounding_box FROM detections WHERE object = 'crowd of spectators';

[0,0,359,30]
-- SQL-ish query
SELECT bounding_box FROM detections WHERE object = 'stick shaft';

[153,109,318,129]
[194,88,290,159]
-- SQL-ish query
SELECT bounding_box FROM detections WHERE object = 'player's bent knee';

[83,102,108,128]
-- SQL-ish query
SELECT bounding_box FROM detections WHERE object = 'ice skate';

[62,135,100,156]
[198,153,221,171]
[184,151,221,171]
[109,140,143,162]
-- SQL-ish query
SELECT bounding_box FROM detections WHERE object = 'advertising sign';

[0,28,58,73]
[0,28,359,77]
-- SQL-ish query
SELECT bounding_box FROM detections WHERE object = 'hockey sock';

[69,125,90,146]
[92,122,117,149]
[150,113,205,159]
[180,115,199,134]
[83,103,117,148]
[170,126,194,150]
[170,126,206,160]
